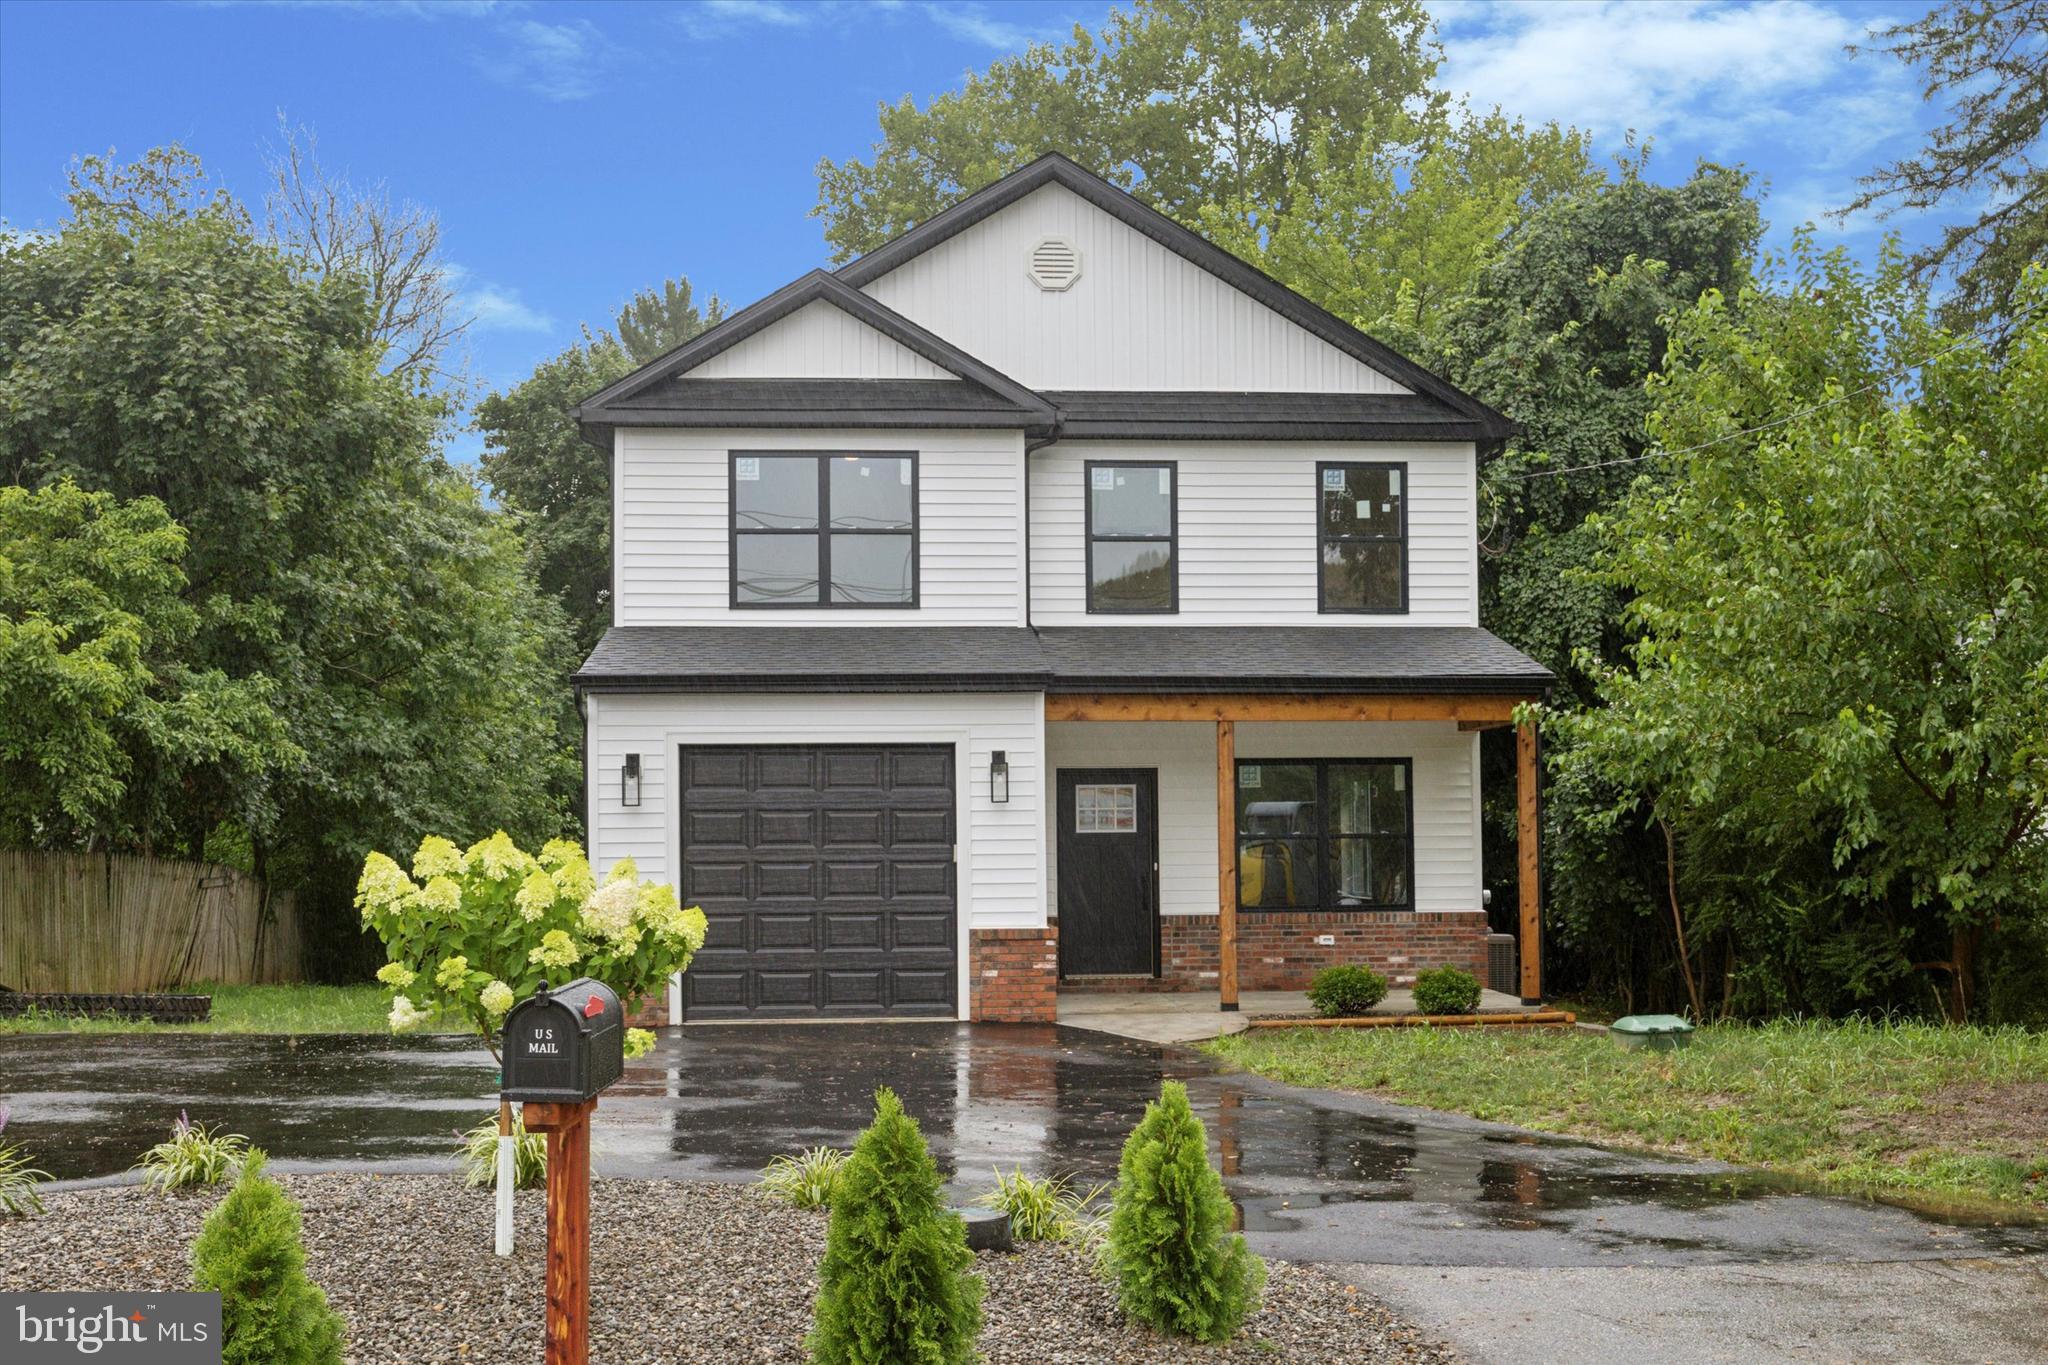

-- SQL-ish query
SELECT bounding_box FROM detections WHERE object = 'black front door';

[1056,768,1158,976]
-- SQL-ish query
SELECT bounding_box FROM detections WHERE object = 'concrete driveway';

[4,1023,2043,1362]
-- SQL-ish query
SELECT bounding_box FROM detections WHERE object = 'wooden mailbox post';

[501,978,626,1365]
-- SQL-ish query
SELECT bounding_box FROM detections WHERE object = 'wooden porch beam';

[1516,717,1542,1004]
[1216,718,1238,1012]
[1047,693,1534,724]
[1458,719,1512,732]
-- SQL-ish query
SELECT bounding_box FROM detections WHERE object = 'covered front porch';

[1042,690,1545,1010]
[1055,984,1541,1043]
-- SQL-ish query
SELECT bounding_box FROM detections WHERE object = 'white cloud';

[462,278,555,335]
[671,0,1059,50]
[476,18,605,101]
[1430,1,1912,159]
[675,0,815,39]
[922,2,1050,49]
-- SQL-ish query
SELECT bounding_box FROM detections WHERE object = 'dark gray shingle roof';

[1045,391,1494,441]
[574,625,1552,694]
[600,378,1042,428]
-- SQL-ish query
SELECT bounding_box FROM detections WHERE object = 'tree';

[616,276,725,364]
[815,0,1443,260]
[190,1152,346,1365]
[808,1087,982,1365]
[1844,0,2048,332]
[0,482,290,850]
[1554,247,2048,1021]
[264,121,469,380]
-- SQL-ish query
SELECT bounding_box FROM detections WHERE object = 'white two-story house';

[573,155,1553,1024]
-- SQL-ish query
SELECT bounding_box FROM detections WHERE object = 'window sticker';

[1157,468,1171,495]
[1322,469,1346,492]
[735,457,760,482]
[1092,467,1115,491]
[1241,765,1262,789]
[1393,767,1405,792]
[1388,470,1402,495]
[1357,501,1372,519]
[1076,783,1138,833]
[899,462,911,485]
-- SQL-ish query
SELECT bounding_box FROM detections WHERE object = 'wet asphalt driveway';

[4,1021,2043,1273]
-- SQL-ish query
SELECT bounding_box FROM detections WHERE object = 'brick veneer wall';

[1057,912,1488,993]
[970,926,1060,1022]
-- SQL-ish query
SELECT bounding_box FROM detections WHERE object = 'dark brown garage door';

[678,744,956,1018]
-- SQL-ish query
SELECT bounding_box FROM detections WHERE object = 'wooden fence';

[0,851,302,992]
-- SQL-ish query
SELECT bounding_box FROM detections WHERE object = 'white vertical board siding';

[1044,721,1483,919]
[687,301,955,380]
[587,691,1047,935]
[860,183,1409,393]
[1030,441,1477,626]
[613,427,1027,626]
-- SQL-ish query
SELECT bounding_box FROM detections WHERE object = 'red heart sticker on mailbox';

[584,995,604,1018]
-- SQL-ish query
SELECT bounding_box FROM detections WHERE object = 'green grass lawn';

[0,982,454,1035]
[1205,1018,2048,1212]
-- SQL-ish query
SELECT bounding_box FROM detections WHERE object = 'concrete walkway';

[1055,986,1534,1043]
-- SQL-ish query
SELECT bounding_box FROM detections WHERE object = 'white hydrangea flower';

[529,930,581,971]
[375,962,416,990]
[388,996,430,1032]
[605,856,638,885]
[411,835,467,881]
[355,853,419,925]
[409,876,461,915]
[466,831,534,882]
[578,879,638,943]
[480,980,515,1016]
[515,869,558,922]
[539,838,585,871]
[434,955,470,991]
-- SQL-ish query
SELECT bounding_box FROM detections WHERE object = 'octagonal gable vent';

[1027,236,1082,292]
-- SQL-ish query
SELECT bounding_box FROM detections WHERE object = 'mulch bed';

[0,1175,1457,1363]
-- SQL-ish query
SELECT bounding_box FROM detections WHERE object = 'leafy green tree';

[815,0,1443,260]
[1554,247,2048,1021]
[1845,0,2048,331]
[1104,1080,1263,1343]
[809,1087,983,1365]
[616,275,725,364]
[190,1151,346,1365]
[0,482,291,850]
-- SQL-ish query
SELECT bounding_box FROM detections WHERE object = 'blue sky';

[0,0,1952,462]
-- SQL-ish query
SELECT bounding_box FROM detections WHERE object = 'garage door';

[678,744,956,1018]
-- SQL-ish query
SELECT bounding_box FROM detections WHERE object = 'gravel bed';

[0,1175,1455,1363]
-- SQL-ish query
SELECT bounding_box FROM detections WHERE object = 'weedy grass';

[457,1114,547,1190]
[0,982,453,1035]
[1205,1017,2048,1211]
[0,1107,51,1217]
[759,1145,849,1209]
[976,1167,1109,1243]
[136,1112,252,1191]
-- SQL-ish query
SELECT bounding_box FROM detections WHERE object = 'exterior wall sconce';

[990,750,1010,804]
[622,753,642,807]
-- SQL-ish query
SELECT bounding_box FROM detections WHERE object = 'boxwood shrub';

[1411,965,1482,1015]
[1307,965,1388,1018]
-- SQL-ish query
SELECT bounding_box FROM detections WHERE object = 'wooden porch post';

[1216,719,1238,1011]
[1516,717,1542,1004]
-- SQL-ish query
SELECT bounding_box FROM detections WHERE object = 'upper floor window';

[731,452,918,608]
[1317,462,1406,613]
[1086,461,1177,613]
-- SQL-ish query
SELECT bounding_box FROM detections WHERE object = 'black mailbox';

[500,978,625,1103]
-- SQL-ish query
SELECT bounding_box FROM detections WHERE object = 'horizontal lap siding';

[1044,721,1482,919]
[614,427,1027,626]
[860,183,1407,393]
[588,692,1045,930]
[1030,441,1477,626]
[687,300,954,380]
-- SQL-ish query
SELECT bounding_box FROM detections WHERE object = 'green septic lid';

[1610,1014,1695,1034]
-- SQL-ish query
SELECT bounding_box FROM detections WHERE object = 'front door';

[1056,768,1158,976]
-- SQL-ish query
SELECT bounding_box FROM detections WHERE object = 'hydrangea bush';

[356,833,707,1060]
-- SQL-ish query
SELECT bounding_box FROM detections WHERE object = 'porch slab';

[1055,986,1533,1043]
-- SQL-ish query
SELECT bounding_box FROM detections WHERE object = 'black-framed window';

[730,452,918,607]
[1085,460,1177,613]
[1234,758,1413,911]
[1317,462,1407,613]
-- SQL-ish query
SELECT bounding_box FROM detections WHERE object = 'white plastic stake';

[495,1131,515,1256]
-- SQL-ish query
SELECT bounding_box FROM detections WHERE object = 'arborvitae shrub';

[1411,965,1482,1015]
[1308,964,1389,1017]
[1104,1080,1264,1342]
[808,1088,983,1365]
[190,1152,345,1365]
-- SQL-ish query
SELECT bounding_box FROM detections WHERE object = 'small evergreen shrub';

[976,1167,1107,1243]
[137,1112,250,1191]
[191,1152,345,1365]
[1104,1081,1265,1343]
[0,1108,51,1217]
[760,1146,848,1209]
[456,1114,546,1190]
[1412,965,1482,1015]
[1308,965,1389,1017]
[809,1088,982,1365]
